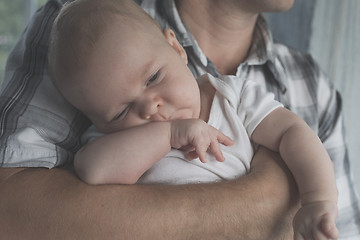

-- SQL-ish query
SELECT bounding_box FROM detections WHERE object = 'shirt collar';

[250,16,288,92]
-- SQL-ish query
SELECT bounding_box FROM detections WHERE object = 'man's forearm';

[0,148,298,240]
[246,147,300,239]
[1,167,190,240]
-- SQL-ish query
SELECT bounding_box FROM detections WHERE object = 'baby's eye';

[146,72,158,86]
[113,105,130,121]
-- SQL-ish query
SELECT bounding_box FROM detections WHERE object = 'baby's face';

[72,27,201,134]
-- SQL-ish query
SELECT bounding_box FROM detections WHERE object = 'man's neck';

[176,0,258,75]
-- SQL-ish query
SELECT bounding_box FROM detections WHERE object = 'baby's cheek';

[119,114,149,130]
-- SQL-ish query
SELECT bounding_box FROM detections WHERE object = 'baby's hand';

[170,119,234,163]
[293,200,338,240]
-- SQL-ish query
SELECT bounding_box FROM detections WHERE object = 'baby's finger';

[293,232,305,240]
[185,151,198,161]
[320,214,339,239]
[195,144,208,163]
[311,228,328,240]
[209,141,225,162]
[179,144,195,152]
[217,132,234,146]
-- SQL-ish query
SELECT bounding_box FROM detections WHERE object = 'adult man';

[0,0,359,239]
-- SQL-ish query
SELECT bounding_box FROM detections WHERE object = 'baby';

[48,0,338,239]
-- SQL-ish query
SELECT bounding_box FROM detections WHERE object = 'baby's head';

[48,0,200,133]
[48,0,163,99]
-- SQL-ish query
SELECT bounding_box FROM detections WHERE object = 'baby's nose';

[139,96,163,120]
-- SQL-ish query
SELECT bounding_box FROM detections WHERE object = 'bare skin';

[0,147,298,240]
[0,0,300,239]
[175,0,294,75]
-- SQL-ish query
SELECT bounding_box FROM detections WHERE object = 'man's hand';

[170,119,234,163]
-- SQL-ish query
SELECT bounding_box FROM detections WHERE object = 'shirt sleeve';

[205,74,283,138]
[235,78,283,137]
[0,0,90,168]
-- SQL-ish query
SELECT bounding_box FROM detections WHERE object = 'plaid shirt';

[0,0,359,238]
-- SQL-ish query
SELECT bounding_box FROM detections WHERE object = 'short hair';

[48,0,161,90]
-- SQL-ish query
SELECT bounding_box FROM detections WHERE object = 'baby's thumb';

[321,214,339,239]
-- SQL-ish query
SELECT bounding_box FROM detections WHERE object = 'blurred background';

[0,0,47,79]
[0,0,359,194]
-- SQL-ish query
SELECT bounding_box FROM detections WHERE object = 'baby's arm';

[75,122,171,185]
[74,119,233,185]
[251,107,338,240]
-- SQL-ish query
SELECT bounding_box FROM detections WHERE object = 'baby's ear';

[163,29,188,64]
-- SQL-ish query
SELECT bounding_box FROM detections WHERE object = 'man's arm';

[0,147,299,240]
